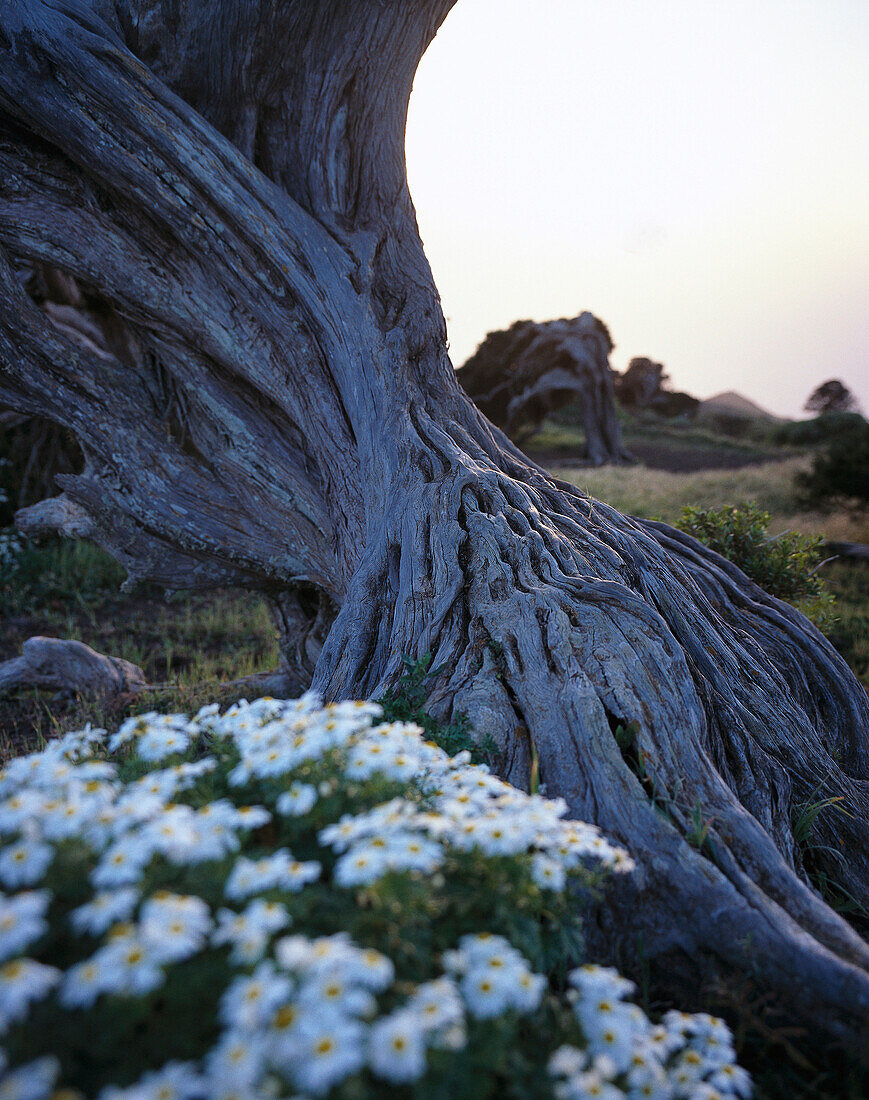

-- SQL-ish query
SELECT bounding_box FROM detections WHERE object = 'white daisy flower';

[708,1061,753,1097]
[408,977,464,1032]
[70,888,139,937]
[137,725,191,761]
[0,958,61,1031]
[548,1045,588,1077]
[341,947,394,992]
[0,1054,59,1100]
[204,1033,268,1087]
[569,964,635,1001]
[459,968,513,1019]
[333,846,389,887]
[122,1061,202,1100]
[510,967,547,1013]
[297,973,375,1019]
[59,956,112,1009]
[219,962,294,1032]
[229,805,271,830]
[368,1009,427,1083]
[530,852,566,891]
[288,1013,366,1097]
[0,840,53,888]
[91,834,154,889]
[283,858,321,892]
[139,892,212,963]
[0,791,46,835]
[276,783,317,817]
[94,935,164,997]
[212,900,290,963]
[383,833,443,874]
[224,851,291,900]
[0,891,50,961]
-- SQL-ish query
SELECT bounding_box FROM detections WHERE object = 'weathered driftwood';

[0,0,868,1054]
[823,540,869,563]
[0,637,146,697]
[16,496,96,540]
[456,314,630,463]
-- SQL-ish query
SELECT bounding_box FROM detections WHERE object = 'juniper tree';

[1,0,867,1053]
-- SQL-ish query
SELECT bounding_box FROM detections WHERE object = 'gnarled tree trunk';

[456,313,630,462]
[1,0,867,1058]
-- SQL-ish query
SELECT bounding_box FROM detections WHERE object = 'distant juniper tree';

[804,379,859,416]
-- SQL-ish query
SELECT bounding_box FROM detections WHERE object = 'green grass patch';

[1,538,279,760]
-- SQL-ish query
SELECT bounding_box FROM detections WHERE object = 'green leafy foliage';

[378,655,497,765]
[772,411,866,447]
[0,533,127,616]
[676,503,835,629]
[795,419,869,512]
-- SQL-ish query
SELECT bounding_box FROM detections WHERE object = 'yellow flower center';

[273,1005,297,1030]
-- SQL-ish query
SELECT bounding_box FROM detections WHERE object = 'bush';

[0,697,751,1097]
[795,420,869,512]
[772,412,866,448]
[676,503,835,629]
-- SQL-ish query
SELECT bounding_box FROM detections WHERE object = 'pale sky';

[406,0,868,418]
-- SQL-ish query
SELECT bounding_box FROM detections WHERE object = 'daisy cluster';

[0,694,751,1097]
[549,965,752,1099]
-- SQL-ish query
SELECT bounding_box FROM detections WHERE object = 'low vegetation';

[674,503,835,629]
[560,459,868,692]
[1,416,867,1096]
[795,417,869,512]
[0,697,754,1097]
[0,538,278,758]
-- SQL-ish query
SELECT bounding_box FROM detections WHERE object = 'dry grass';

[555,457,869,691]
[556,457,869,543]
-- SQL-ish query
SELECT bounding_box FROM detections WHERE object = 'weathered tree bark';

[456,314,630,463]
[0,636,146,697]
[1,0,868,1057]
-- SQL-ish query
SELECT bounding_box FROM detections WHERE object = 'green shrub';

[795,420,869,512]
[0,697,751,1097]
[676,503,835,629]
[772,412,866,448]
[378,655,496,765]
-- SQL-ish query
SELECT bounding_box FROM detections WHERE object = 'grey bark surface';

[0,636,146,697]
[456,314,630,463]
[0,0,868,1054]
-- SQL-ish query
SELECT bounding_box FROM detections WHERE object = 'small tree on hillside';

[804,379,858,416]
